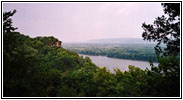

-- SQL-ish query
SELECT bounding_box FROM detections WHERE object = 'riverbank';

[79,53,158,63]
[79,54,159,72]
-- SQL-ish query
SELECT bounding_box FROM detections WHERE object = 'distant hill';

[86,38,157,44]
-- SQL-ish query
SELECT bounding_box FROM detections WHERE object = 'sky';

[3,2,164,43]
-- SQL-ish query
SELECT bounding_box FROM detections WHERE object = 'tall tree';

[3,9,18,33]
[141,3,180,97]
[142,3,180,56]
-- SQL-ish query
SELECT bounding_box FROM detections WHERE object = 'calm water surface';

[79,54,158,72]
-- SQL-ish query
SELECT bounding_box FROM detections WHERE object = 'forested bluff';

[3,3,180,97]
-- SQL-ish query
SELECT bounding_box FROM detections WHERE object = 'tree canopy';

[142,3,180,56]
[3,5,180,97]
[3,9,18,33]
[141,3,180,97]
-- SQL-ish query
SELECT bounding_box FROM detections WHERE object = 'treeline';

[3,3,180,97]
[3,32,88,96]
[64,44,158,62]
[3,32,180,97]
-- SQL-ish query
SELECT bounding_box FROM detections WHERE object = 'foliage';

[3,9,18,33]
[142,3,180,56]
[3,31,83,96]
[35,36,59,46]
[141,3,180,97]
[64,43,158,62]
[3,7,180,97]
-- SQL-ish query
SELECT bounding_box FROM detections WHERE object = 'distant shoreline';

[79,53,158,63]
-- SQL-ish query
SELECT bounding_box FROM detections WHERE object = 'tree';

[142,3,180,56]
[141,3,180,97]
[3,9,18,33]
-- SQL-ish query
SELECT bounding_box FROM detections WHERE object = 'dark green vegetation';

[142,3,180,56]
[63,43,158,62]
[3,3,180,97]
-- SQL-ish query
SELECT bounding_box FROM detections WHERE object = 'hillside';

[3,32,179,97]
[3,32,98,96]
[3,6,180,97]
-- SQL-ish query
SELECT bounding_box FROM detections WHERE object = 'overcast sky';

[3,2,164,43]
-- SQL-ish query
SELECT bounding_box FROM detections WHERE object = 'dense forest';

[63,43,158,62]
[3,3,180,97]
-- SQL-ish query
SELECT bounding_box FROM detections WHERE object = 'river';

[79,54,158,72]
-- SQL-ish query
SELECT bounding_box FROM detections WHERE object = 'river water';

[79,54,158,72]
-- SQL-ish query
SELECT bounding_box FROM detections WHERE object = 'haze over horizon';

[3,2,164,43]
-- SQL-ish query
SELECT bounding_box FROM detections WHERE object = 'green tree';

[141,3,180,97]
[3,9,17,33]
[142,3,180,56]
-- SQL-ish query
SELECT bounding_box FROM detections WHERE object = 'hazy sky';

[3,2,164,42]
